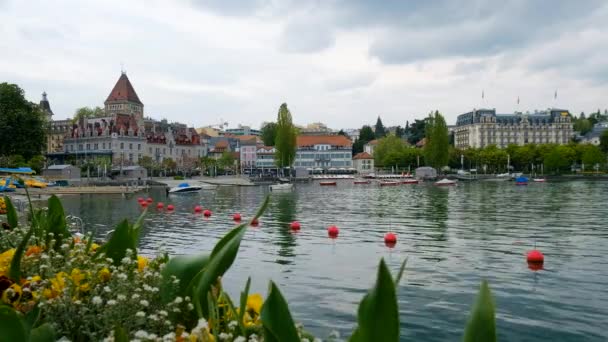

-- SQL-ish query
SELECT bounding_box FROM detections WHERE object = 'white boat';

[533,178,546,183]
[200,183,218,190]
[168,183,202,194]
[434,178,457,186]
[269,183,293,191]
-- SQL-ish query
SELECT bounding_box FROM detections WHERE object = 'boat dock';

[13,185,148,195]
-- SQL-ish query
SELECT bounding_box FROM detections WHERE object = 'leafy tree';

[394,126,405,138]
[261,122,278,146]
[424,111,449,171]
[0,83,47,160]
[374,116,386,138]
[73,106,104,123]
[161,158,177,172]
[353,125,375,154]
[218,151,235,170]
[573,118,592,135]
[338,129,347,136]
[28,155,46,174]
[600,130,608,154]
[7,155,26,168]
[374,135,406,167]
[405,119,426,145]
[274,103,297,168]
[582,145,605,169]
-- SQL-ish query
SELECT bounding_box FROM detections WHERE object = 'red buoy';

[203,209,211,217]
[327,225,339,238]
[527,250,544,263]
[384,232,397,244]
[233,213,241,221]
[250,218,259,226]
[156,202,164,209]
[290,221,301,231]
[137,197,144,203]
[194,205,203,213]
[166,204,175,211]
[140,201,148,207]
[146,197,153,203]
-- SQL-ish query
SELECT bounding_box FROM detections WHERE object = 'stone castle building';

[41,92,71,153]
[48,72,205,169]
[455,108,574,149]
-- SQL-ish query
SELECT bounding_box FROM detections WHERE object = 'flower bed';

[1,192,497,341]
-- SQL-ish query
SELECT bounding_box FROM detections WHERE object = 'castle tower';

[39,91,53,121]
[104,72,144,126]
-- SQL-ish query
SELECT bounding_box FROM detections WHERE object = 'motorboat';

[168,183,202,194]
[320,181,337,186]
[401,179,419,185]
[434,178,457,186]
[515,176,529,185]
[379,181,400,186]
[200,183,218,190]
[533,178,546,183]
[270,178,293,191]
[353,180,371,185]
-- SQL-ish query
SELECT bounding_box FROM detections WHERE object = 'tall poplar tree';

[424,111,449,171]
[274,103,297,168]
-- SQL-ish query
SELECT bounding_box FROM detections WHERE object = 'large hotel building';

[454,108,573,149]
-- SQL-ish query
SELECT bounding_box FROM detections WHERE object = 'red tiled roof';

[215,140,228,148]
[353,152,373,160]
[296,135,352,147]
[367,139,378,145]
[105,73,142,105]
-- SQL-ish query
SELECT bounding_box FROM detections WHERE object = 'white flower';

[92,296,103,305]
[136,311,145,318]
[329,330,340,339]
[107,299,117,306]
[162,332,176,341]
[313,338,323,342]
[134,330,148,339]
[41,254,50,260]
[187,303,194,311]
[117,273,127,280]
[172,308,180,313]
[103,286,111,293]
[74,300,82,305]
[301,339,310,342]
[105,258,114,264]
[234,337,246,342]
[116,294,126,301]
[219,332,231,340]
[164,320,171,326]
[121,257,131,265]
[194,318,209,331]
[159,310,168,317]
[174,296,183,304]
[149,314,158,321]
[132,293,141,300]
[140,299,149,307]
[185,296,191,302]
[148,334,157,340]
[228,321,238,330]
[172,278,180,284]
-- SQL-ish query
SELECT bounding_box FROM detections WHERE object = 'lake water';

[60,180,608,341]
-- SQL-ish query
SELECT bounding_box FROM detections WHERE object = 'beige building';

[455,108,573,149]
[40,92,71,153]
[353,152,374,174]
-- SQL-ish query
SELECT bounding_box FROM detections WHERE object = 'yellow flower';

[25,245,42,257]
[91,243,100,252]
[44,271,68,299]
[246,293,263,315]
[0,249,15,276]
[30,275,42,283]
[78,283,91,293]
[98,267,111,282]
[137,256,148,272]
[70,269,85,285]
[1,283,22,305]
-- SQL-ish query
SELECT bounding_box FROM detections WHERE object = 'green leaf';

[24,305,40,330]
[9,226,33,281]
[350,258,400,342]
[112,325,129,342]
[0,305,28,342]
[29,323,55,342]
[463,280,497,342]
[94,219,136,266]
[160,253,210,303]
[394,258,408,286]
[260,281,300,342]
[220,290,245,336]
[250,195,270,224]
[3,196,18,228]
[193,223,247,318]
[46,195,69,249]
[238,277,251,330]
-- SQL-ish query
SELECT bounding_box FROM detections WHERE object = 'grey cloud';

[324,73,376,92]
[278,17,335,53]
[185,0,269,16]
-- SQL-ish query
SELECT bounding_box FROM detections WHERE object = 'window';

[78,144,83,151]
[149,147,152,153]
[129,143,133,150]
[120,142,124,149]
[129,154,133,162]
[86,144,90,150]
[138,144,141,150]
[94,143,98,150]
[102,142,106,149]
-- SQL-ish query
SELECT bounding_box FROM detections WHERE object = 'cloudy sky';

[1,0,607,129]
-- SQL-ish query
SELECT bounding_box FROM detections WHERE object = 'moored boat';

[401,179,419,185]
[168,183,202,194]
[434,178,457,186]
[515,176,529,185]
[269,183,293,191]
[353,180,371,184]
[533,178,546,183]
[320,181,337,186]
[379,181,400,186]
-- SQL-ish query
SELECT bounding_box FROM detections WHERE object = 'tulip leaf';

[3,196,18,228]
[9,225,33,281]
[239,277,251,330]
[260,281,300,342]
[394,258,408,286]
[29,323,55,342]
[94,219,137,265]
[46,195,69,249]
[160,253,210,303]
[0,305,28,342]
[250,195,270,224]
[463,280,496,342]
[112,325,128,342]
[193,223,248,317]
[350,258,400,342]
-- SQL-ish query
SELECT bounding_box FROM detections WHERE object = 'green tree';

[374,135,406,167]
[73,106,104,123]
[260,122,278,146]
[405,119,426,145]
[28,155,46,174]
[573,118,592,135]
[0,83,47,160]
[424,111,449,171]
[338,129,347,136]
[218,151,235,170]
[600,130,608,154]
[162,158,177,172]
[7,155,26,168]
[374,116,386,138]
[582,145,605,170]
[274,103,297,168]
[353,125,375,154]
[394,126,405,138]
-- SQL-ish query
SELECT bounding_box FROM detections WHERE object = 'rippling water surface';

[60,180,608,341]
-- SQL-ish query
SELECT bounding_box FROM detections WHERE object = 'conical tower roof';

[105,72,142,105]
